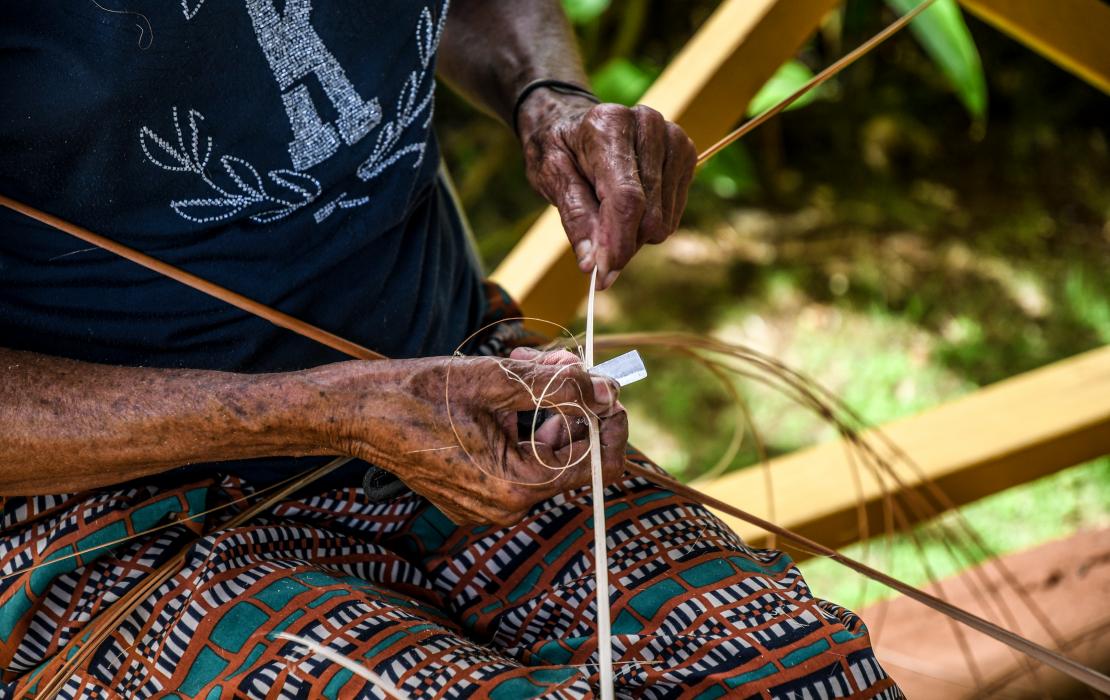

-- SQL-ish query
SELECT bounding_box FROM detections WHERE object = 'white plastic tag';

[591,350,647,387]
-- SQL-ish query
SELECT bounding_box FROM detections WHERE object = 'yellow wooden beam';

[701,345,1110,553]
[959,0,1110,95]
[491,0,839,325]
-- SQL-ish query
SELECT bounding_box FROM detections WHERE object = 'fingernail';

[575,239,594,267]
[591,377,618,405]
[603,271,619,288]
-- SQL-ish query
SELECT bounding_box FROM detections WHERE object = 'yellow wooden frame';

[959,0,1110,95]
[486,0,1110,552]
[490,0,839,325]
[705,345,1110,552]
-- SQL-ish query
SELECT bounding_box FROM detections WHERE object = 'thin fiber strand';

[586,267,615,699]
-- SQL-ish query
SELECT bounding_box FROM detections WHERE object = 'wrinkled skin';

[2,2,688,529]
[438,0,698,288]
[317,348,627,525]
[0,348,626,527]
[519,98,698,289]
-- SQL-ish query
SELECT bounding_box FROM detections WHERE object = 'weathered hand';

[308,350,627,525]
[518,92,698,289]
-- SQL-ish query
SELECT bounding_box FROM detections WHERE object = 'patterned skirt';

[0,288,902,699]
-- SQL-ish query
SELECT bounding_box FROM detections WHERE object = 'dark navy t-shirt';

[0,2,485,485]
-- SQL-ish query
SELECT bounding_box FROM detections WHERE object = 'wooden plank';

[490,0,839,325]
[862,528,1110,698]
[959,0,1110,95]
[701,345,1110,551]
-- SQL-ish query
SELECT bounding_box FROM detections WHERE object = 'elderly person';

[0,1,899,697]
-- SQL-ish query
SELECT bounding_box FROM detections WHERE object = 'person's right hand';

[303,350,628,525]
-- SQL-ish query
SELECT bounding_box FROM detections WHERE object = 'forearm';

[0,348,332,494]
[437,0,592,128]
[0,343,629,524]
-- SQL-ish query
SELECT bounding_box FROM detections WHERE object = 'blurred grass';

[436,0,1110,591]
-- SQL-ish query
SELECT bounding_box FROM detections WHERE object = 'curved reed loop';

[5,0,1106,693]
[442,317,601,487]
[590,331,1081,693]
[8,253,1106,695]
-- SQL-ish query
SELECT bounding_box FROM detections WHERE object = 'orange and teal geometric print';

[1,465,902,699]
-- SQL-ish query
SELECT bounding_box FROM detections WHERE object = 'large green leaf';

[562,0,610,24]
[886,0,987,119]
[746,60,822,117]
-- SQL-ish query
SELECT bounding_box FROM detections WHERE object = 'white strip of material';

[592,349,647,387]
[275,632,410,699]
[585,267,615,699]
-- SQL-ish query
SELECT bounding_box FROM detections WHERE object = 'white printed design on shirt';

[145,0,448,226]
[139,107,322,224]
[180,0,206,20]
[314,2,448,223]
[244,0,382,171]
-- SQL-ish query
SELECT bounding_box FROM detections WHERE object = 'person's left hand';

[518,92,698,290]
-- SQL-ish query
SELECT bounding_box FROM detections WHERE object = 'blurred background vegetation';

[436,0,1110,605]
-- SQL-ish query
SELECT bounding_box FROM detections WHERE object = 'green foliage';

[746,2,985,122]
[590,58,657,105]
[886,0,988,119]
[561,0,611,24]
[746,60,822,117]
[1064,267,1110,344]
[694,143,759,200]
